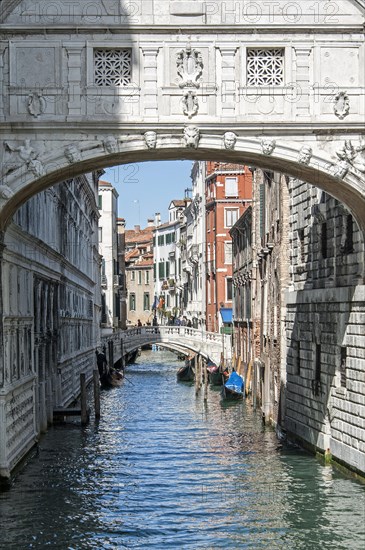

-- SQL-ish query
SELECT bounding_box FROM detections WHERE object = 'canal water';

[0,350,364,549]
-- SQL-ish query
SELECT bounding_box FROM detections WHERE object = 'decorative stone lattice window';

[94,49,132,86]
[247,49,284,86]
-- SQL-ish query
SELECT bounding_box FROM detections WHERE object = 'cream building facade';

[98,180,120,329]
[0,174,100,480]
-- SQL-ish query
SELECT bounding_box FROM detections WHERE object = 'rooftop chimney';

[147,218,154,227]
[155,212,161,227]
[134,225,140,232]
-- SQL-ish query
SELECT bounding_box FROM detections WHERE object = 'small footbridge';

[101,326,231,367]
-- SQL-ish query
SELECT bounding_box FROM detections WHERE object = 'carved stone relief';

[298,145,313,165]
[27,159,45,178]
[333,91,350,120]
[261,138,276,155]
[144,131,157,149]
[4,139,45,178]
[182,90,199,119]
[223,132,237,150]
[27,92,46,118]
[183,126,200,149]
[64,144,81,163]
[176,43,203,89]
[0,183,14,201]
[328,139,365,178]
[103,136,119,154]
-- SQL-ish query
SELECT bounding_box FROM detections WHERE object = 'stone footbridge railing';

[101,326,232,366]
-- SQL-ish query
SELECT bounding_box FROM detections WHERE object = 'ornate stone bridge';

[102,326,230,366]
[0,0,364,230]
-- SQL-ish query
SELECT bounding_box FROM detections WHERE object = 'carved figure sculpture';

[182,90,199,119]
[103,136,118,154]
[183,126,200,149]
[298,145,313,165]
[176,43,203,88]
[261,138,276,155]
[328,160,350,180]
[65,144,81,163]
[144,131,157,149]
[0,184,14,200]
[5,139,37,163]
[223,132,237,150]
[353,141,365,173]
[27,159,45,178]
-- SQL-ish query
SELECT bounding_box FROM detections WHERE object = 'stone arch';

[2,133,365,232]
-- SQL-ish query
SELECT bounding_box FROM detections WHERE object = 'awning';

[220,308,232,324]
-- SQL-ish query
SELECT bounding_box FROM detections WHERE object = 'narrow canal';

[1,350,364,549]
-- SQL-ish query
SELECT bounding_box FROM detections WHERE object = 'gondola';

[177,355,195,382]
[100,367,124,388]
[206,358,229,386]
[221,371,245,400]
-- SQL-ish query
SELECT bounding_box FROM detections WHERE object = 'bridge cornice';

[1,24,364,34]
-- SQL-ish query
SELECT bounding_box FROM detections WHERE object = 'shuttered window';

[225,177,238,197]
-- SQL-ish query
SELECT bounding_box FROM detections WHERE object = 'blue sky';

[103,160,193,229]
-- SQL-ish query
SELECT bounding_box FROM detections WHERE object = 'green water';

[0,350,364,549]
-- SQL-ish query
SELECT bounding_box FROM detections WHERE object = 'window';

[130,270,135,281]
[98,227,102,242]
[341,214,354,254]
[226,277,233,301]
[145,271,150,285]
[143,292,150,311]
[224,242,233,264]
[225,177,238,197]
[94,48,132,87]
[138,271,142,285]
[225,208,239,228]
[340,347,347,388]
[312,343,322,398]
[153,264,156,280]
[321,222,327,259]
[247,48,284,86]
[165,261,170,278]
[298,228,305,264]
[158,262,165,279]
[158,235,165,246]
[296,340,301,376]
[98,195,102,209]
[129,293,136,311]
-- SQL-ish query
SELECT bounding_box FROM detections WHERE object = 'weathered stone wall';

[285,181,365,473]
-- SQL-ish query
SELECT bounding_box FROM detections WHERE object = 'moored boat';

[207,358,229,386]
[221,371,245,400]
[177,355,195,382]
[100,368,124,388]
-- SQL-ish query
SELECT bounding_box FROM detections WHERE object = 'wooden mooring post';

[93,369,101,419]
[80,373,89,425]
[195,355,201,395]
[203,358,208,402]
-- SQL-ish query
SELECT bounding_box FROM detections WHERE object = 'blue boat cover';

[220,308,232,324]
[225,371,244,394]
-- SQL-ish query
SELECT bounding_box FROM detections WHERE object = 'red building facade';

[205,162,252,333]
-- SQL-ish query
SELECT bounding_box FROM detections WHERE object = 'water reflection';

[0,350,364,549]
